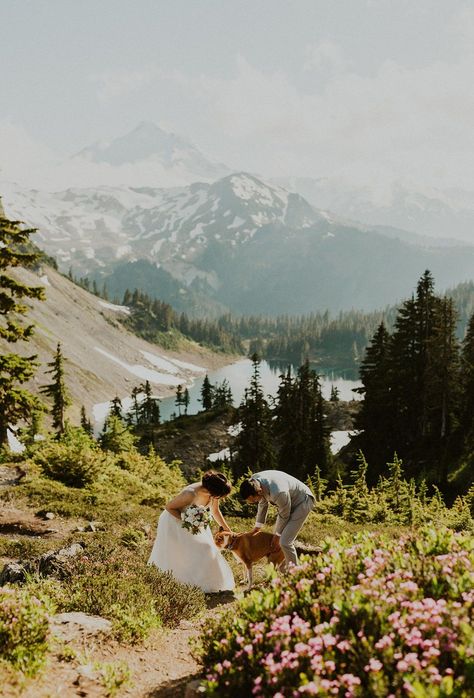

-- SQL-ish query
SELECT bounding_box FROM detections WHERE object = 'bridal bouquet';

[181,504,212,535]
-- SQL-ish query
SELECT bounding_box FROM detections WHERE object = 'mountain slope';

[0,265,230,424]
[3,173,474,315]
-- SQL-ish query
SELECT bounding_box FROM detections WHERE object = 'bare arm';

[165,490,194,520]
[209,498,232,531]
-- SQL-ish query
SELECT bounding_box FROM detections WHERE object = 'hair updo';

[201,470,232,498]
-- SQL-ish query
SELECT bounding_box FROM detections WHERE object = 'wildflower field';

[198,527,474,697]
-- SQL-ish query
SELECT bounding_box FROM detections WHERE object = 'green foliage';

[315,452,474,530]
[28,537,205,643]
[233,354,276,476]
[99,415,137,454]
[0,587,50,676]
[198,527,474,697]
[274,360,331,480]
[95,660,131,696]
[17,441,185,523]
[355,271,464,487]
[40,342,71,435]
[0,209,46,446]
[32,426,106,487]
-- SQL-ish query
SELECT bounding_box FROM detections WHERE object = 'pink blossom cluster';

[201,528,474,697]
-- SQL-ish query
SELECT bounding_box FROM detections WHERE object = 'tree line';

[74,270,474,371]
[354,270,474,494]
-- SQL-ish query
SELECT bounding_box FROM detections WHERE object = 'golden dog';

[214,527,285,589]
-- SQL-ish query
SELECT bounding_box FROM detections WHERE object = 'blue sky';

[1,0,473,190]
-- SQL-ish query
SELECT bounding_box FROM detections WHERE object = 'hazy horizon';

[1,0,474,200]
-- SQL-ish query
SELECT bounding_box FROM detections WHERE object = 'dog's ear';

[218,526,224,532]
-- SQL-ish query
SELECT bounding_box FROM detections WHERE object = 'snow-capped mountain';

[3,172,474,315]
[274,177,474,245]
[1,173,320,281]
[72,121,230,187]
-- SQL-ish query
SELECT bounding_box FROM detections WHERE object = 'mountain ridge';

[3,172,474,316]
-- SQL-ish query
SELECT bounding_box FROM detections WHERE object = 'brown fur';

[214,528,285,589]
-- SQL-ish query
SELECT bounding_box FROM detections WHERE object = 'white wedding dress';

[148,503,234,593]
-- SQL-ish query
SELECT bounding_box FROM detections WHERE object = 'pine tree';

[109,396,123,420]
[354,322,393,479]
[233,354,276,476]
[460,311,474,454]
[137,380,161,427]
[128,386,141,426]
[175,384,184,416]
[0,203,46,445]
[183,388,190,415]
[100,415,136,453]
[40,343,71,435]
[200,374,213,411]
[80,405,93,436]
[274,360,330,480]
[212,379,233,409]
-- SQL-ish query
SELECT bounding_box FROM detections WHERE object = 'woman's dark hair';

[239,478,259,500]
[202,470,232,498]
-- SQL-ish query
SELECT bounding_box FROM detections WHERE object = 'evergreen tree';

[200,374,213,411]
[354,323,393,479]
[460,312,474,454]
[183,388,190,415]
[109,396,123,420]
[128,386,141,425]
[233,354,276,476]
[274,360,330,480]
[212,379,233,409]
[99,415,136,453]
[40,343,71,435]
[175,384,184,416]
[80,405,94,436]
[0,203,45,445]
[137,380,161,426]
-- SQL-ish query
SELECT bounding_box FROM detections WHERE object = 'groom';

[239,470,315,569]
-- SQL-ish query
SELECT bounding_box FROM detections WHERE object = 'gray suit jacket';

[252,470,314,535]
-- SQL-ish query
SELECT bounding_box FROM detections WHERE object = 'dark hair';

[239,478,259,500]
[202,470,232,498]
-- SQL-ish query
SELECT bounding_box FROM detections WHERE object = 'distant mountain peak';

[72,122,230,185]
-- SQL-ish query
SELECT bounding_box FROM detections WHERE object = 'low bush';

[32,427,107,487]
[198,527,474,697]
[0,587,50,676]
[17,444,186,525]
[27,537,206,643]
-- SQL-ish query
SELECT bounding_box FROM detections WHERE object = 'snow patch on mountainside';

[94,347,185,386]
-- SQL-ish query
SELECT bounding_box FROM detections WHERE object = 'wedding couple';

[148,469,315,592]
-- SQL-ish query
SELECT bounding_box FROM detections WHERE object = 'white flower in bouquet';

[181,504,212,535]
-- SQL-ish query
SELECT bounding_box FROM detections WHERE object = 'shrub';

[198,527,474,697]
[0,587,50,676]
[30,538,206,643]
[32,427,107,487]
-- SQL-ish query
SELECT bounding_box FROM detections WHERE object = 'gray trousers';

[278,495,314,568]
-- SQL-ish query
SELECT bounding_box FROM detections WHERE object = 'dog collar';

[225,535,237,551]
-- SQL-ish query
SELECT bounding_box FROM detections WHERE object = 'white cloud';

[90,67,161,102]
[1,7,474,199]
[304,40,352,74]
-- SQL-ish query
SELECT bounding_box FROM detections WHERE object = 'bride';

[148,470,235,592]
